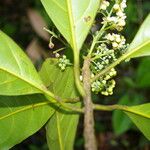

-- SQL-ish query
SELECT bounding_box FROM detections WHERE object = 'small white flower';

[107,87,113,93]
[116,11,125,17]
[58,55,70,71]
[113,4,120,11]
[106,16,118,23]
[102,80,106,84]
[109,68,117,76]
[101,91,109,96]
[105,33,114,41]
[100,0,110,10]
[104,75,111,80]
[55,53,60,58]
[121,0,127,10]
[100,4,107,10]
[116,36,121,43]
[91,80,101,92]
[118,19,126,27]
[112,42,119,48]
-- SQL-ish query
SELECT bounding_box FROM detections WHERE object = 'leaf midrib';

[0,67,55,98]
[0,67,43,92]
[127,39,150,58]
[66,0,78,51]
[56,112,64,150]
[118,105,150,119]
[0,101,51,120]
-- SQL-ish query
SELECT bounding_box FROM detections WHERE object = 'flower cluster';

[91,44,116,74]
[91,68,117,96]
[101,0,127,31]
[90,0,128,96]
[58,55,71,71]
[105,33,126,49]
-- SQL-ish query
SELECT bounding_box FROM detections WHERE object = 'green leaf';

[0,94,55,150]
[41,0,99,51]
[126,14,150,59]
[113,94,142,135]
[0,58,80,149]
[39,59,80,150]
[123,103,150,140]
[39,59,78,98]
[113,95,132,135]
[0,31,46,95]
[46,109,80,150]
[136,57,150,88]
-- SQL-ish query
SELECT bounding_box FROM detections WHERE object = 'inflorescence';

[57,55,71,71]
[90,0,128,96]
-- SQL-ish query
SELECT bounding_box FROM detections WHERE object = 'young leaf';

[0,94,55,150]
[126,14,150,59]
[41,0,99,51]
[39,59,80,150]
[0,31,46,95]
[123,103,150,140]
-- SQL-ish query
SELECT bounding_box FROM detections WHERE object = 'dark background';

[0,0,150,149]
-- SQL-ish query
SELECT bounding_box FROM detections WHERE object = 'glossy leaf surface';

[113,94,142,135]
[113,95,132,135]
[127,14,150,59]
[41,0,99,51]
[124,103,150,140]
[0,94,55,150]
[0,31,46,95]
[39,59,80,150]
[46,109,80,150]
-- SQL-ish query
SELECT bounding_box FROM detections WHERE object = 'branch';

[82,57,97,150]
[93,104,127,111]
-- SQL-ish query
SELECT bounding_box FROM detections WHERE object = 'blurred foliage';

[0,0,150,150]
